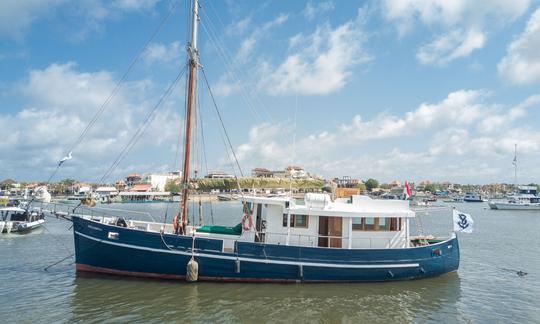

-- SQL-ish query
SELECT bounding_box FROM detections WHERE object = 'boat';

[33,186,52,203]
[118,191,174,203]
[217,194,237,201]
[69,0,460,283]
[462,192,485,202]
[1,207,45,234]
[488,186,540,210]
[488,145,540,210]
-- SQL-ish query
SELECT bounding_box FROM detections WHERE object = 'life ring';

[173,215,179,233]
[241,212,253,231]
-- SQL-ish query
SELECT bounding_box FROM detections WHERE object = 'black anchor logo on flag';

[457,213,469,230]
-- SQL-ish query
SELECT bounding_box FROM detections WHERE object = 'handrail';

[250,230,407,249]
[35,201,155,222]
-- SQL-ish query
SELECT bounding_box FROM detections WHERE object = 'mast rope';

[45,0,181,185]
[199,4,285,136]
[98,64,187,184]
[200,67,244,178]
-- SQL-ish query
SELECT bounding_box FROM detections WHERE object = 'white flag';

[453,209,474,233]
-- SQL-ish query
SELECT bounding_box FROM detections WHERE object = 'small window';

[282,214,308,228]
[352,217,362,230]
[379,218,390,231]
[294,215,308,228]
[364,217,375,230]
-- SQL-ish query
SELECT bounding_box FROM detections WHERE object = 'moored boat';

[1,207,45,234]
[72,193,459,282]
[463,192,485,202]
[67,0,461,283]
[488,186,540,210]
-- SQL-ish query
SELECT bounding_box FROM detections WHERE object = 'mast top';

[188,0,199,64]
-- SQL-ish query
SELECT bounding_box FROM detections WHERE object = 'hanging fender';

[241,212,253,231]
[172,214,179,233]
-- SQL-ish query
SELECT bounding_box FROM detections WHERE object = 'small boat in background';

[463,192,485,202]
[217,194,237,201]
[488,186,540,210]
[1,207,45,234]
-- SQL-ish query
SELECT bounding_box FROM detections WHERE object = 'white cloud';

[498,8,540,84]
[225,17,251,36]
[0,0,162,40]
[0,62,181,181]
[260,9,370,95]
[114,0,161,11]
[236,13,289,63]
[232,90,540,182]
[211,14,289,97]
[0,0,67,39]
[339,90,489,141]
[417,29,485,66]
[382,0,531,65]
[143,41,182,65]
[303,1,335,21]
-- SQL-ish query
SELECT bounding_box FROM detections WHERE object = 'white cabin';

[242,193,413,249]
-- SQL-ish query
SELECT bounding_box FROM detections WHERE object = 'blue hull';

[73,216,459,282]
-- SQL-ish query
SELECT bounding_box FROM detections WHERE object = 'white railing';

[253,231,407,249]
[36,201,155,222]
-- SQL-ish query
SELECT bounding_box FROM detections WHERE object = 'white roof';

[95,187,118,192]
[242,196,291,207]
[119,191,171,196]
[242,194,415,218]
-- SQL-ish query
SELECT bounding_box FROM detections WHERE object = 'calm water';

[1,201,539,323]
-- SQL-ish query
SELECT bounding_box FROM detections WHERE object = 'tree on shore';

[424,183,440,193]
[165,179,181,193]
[355,182,367,192]
[364,178,379,191]
[196,177,325,191]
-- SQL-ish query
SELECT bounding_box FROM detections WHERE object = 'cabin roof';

[242,194,415,218]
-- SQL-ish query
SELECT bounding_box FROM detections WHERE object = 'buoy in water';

[186,258,199,282]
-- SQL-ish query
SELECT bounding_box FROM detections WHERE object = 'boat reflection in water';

[70,272,462,323]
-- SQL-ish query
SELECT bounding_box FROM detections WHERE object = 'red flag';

[404,181,412,199]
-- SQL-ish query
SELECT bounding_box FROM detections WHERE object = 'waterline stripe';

[75,231,419,269]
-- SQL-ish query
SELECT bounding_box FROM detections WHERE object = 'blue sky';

[1,0,540,184]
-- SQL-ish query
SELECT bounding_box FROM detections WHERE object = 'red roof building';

[129,184,152,192]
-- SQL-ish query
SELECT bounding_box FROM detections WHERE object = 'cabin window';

[352,217,363,230]
[364,217,375,230]
[282,214,309,228]
[379,218,390,231]
[352,217,401,231]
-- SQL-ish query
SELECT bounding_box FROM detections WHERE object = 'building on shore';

[95,186,119,196]
[126,174,142,187]
[142,172,181,192]
[335,176,361,188]
[205,171,235,179]
[252,166,314,180]
[252,168,273,178]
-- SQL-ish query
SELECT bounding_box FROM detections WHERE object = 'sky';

[1,0,540,185]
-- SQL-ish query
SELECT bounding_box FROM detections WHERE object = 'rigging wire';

[199,3,289,142]
[200,67,244,178]
[98,64,187,184]
[45,0,182,185]
[197,80,215,224]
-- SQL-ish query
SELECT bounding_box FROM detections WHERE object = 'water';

[1,201,539,323]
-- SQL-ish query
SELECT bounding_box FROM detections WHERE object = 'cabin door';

[318,217,342,248]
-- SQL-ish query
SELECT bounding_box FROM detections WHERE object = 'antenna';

[513,143,517,188]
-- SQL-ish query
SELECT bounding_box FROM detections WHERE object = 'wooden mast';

[178,0,199,234]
